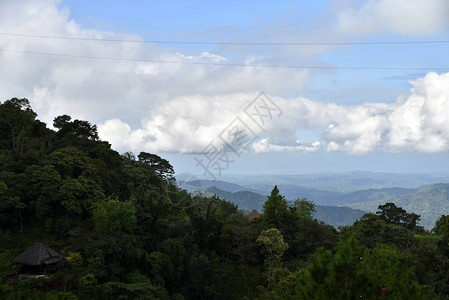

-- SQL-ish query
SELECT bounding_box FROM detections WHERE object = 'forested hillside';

[1,98,449,299]
[344,184,449,229]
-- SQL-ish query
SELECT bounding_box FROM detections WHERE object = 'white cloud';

[323,72,449,153]
[96,119,153,153]
[323,103,391,153]
[252,139,320,153]
[337,0,449,36]
[387,72,449,152]
[0,0,312,127]
[99,93,272,153]
[99,72,449,154]
[1,1,449,156]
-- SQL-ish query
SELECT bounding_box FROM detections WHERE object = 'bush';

[0,251,20,283]
[65,252,83,268]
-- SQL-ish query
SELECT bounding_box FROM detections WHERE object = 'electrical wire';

[1,48,447,70]
[1,32,448,46]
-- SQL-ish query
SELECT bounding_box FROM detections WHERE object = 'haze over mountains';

[177,171,449,229]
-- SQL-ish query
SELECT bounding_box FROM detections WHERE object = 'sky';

[1,0,449,178]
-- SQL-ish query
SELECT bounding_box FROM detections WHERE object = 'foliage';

[377,202,422,231]
[77,273,97,299]
[262,186,289,226]
[276,238,435,300]
[65,252,83,268]
[257,228,289,288]
[92,197,136,234]
[138,152,175,181]
[433,215,449,235]
[0,251,20,283]
[291,198,315,219]
[99,281,168,300]
[53,114,99,141]
[342,213,416,251]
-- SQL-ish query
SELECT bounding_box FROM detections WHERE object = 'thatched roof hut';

[248,209,261,221]
[13,243,63,266]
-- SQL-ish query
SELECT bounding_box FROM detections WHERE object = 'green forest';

[1,97,449,300]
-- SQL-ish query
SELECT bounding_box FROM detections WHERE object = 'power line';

[1,48,447,71]
[1,32,449,46]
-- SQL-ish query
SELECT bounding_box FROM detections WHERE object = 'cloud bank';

[98,72,449,154]
[1,0,448,155]
[0,0,312,126]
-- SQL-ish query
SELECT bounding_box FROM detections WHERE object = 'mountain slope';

[220,172,449,192]
[344,183,449,229]
[176,179,257,194]
[333,187,417,205]
[242,183,343,205]
[204,186,365,228]
[178,178,449,229]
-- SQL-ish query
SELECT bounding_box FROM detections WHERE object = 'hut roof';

[13,243,63,266]
[248,209,261,220]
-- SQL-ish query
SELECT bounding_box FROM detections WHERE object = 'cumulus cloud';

[0,0,312,127]
[387,72,449,152]
[322,72,449,153]
[2,1,449,156]
[99,72,449,154]
[99,93,275,153]
[336,0,449,36]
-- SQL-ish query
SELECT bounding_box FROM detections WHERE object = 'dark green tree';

[343,213,415,251]
[138,152,175,181]
[0,98,47,165]
[377,202,407,225]
[92,197,137,234]
[53,114,99,141]
[291,197,315,220]
[220,212,259,291]
[262,186,289,226]
[376,202,422,231]
[432,215,449,235]
[0,181,26,231]
[276,238,435,300]
[45,147,105,216]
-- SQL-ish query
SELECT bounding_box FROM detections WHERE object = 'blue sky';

[1,0,449,177]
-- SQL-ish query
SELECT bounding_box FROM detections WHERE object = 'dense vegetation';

[1,98,449,299]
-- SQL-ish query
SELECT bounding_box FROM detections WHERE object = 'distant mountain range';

[177,179,344,205]
[200,186,366,229]
[218,171,449,192]
[177,172,449,230]
[343,183,449,229]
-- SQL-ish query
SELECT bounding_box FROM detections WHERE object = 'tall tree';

[257,228,289,289]
[0,181,26,231]
[53,114,99,141]
[376,202,421,231]
[433,215,449,235]
[138,152,175,181]
[262,186,289,226]
[0,98,39,163]
[377,202,406,225]
[291,197,315,220]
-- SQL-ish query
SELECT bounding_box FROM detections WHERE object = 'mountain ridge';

[176,177,449,230]
[200,186,366,228]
